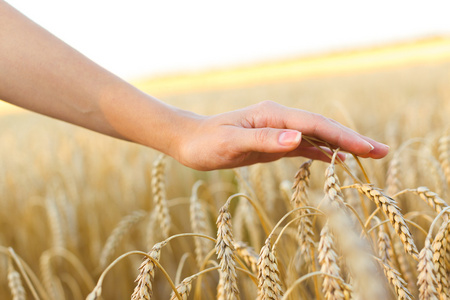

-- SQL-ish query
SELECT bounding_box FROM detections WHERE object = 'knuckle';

[252,100,277,112]
[255,128,271,144]
[258,100,277,109]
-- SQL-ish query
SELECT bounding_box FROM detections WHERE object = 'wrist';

[98,82,206,163]
[161,105,205,162]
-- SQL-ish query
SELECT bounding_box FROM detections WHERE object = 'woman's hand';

[175,101,389,171]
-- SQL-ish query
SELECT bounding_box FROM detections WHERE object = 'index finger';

[243,101,389,158]
[289,110,389,158]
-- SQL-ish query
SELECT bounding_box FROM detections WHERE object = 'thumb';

[236,128,302,153]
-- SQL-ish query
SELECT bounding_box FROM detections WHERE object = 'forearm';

[0,1,195,156]
[0,1,389,171]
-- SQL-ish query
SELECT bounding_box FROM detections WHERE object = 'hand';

[175,101,389,171]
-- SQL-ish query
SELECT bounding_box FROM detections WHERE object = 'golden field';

[1,36,450,299]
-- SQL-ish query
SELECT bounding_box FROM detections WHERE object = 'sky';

[5,0,450,80]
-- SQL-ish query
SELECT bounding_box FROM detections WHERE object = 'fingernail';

[279,131,301,146]
[362,139,374,152]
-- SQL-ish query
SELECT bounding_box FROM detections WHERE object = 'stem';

[272,213,322,252]
[404,211,435,223]
[226,192,273,236]
[41,247,96,291]
[281,271,347,300]
[344,183,374,224]
[174,253,192,285]
[391,189,416,198]
[234,257,258,286]
[194,248,217,300]
[163,232,216,244]
[364,207,381,229]
[426,206,450,240]
[267,206,325,243]
[367,219,390,235]
[352,154,370,184]
[303,136,361,184]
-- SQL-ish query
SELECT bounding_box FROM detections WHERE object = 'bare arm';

[0,0,197,156]
[0,1,389,171]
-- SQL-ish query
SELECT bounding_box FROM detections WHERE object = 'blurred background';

[2,0,450,114]
[4,0,450,76]
[2,1,450,299]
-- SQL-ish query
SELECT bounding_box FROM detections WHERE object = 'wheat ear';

[190,180,212,268]
[131,242,165,300]
[414,187,448,215]
[378,260,413,300]
[417,238,439,300]
[431,218,450,297]
[356,184,419,258]
[377,224,392,263]
[151,154,171,239]
[291,160,312,208]
[215,202,239,300]
[290,160,315,261]
[324,181,388,298]
[233,241,259,274]
[385,151,403,196]
[438,135,450,186]
[324,162,346,209]
[99,210,147,270]
[170,275,194,300]
[393,238,417,295]
[318,222,346,300]
[257,239,284,300]
[7,256,26,300]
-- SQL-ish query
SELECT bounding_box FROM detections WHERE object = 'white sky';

[6,0,450,80]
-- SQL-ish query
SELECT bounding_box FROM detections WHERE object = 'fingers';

[247,101,389,159]
[224,126,348,166]
[231,127,302,154]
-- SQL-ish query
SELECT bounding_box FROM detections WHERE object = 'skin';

[0,1,389,171]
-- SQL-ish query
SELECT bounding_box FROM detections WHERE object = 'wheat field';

[1,55,450,299]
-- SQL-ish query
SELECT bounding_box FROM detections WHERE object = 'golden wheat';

[2,60,450,300]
